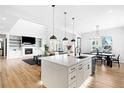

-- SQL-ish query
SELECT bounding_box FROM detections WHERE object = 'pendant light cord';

[64,12,67,37]
[96,25,99,36]
[52,5,55,35]
[72,18,75,37]
[96,25,99,32]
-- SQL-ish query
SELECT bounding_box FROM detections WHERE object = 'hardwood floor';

[0,57,42,88]
[84,62,124,88]
[0,57,124,88]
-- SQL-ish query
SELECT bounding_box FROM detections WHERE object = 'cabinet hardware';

[71,68,75,70]
[71,76,76,80]
[88,65,90,69]
[78,67,82,70]
[79,64,82,66]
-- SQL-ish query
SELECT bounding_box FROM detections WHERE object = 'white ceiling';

[0,5,124,34]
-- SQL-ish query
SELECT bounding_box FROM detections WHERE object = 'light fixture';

[63,12,68,41]
[71,17,75,42]
[108,10,113,14]
[2,17,6,21]
[50,5,57,40]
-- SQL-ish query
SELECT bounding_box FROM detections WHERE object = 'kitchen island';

[40,54,94,88]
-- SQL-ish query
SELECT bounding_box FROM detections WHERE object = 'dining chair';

[95,53,103,64]
[102,56,107,65]
[111,54,120,67]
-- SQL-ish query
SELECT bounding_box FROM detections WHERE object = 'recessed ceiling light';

[2,17,6,21]
[108,10,113,14]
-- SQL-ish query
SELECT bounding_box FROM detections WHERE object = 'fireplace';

[25,48,33,54]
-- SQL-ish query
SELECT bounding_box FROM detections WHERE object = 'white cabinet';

[41,57,92,88]
[8,50,22,58]
[68,65,76,73]
[83,60,92,81]
[76,59,92,87]
[77,64,84,87]
[68,59,92,88]
[68,70,76,85]
[68,65,77,87]
[69,82,76,88]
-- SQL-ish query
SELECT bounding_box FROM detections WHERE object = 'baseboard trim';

[119,60,124,63]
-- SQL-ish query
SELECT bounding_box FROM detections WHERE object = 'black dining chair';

[95,53,103,64]
[102,56,107,65]
[111,54,120,67]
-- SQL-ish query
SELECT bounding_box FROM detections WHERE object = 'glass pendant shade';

[71,39,75,42]
[50,35,57,40]
[63,36,68,41]
[63,37,68,41]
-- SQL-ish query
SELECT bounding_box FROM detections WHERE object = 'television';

[22,36,35,44]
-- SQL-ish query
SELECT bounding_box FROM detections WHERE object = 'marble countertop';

[39,54,95,67]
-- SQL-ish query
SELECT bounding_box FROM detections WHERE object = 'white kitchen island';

[40,54,94,88]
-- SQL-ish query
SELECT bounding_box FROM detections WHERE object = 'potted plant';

[44,44,49,56]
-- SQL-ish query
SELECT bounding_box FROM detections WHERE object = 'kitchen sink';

[76,56,87,59]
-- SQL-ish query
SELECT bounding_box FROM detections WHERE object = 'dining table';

[100,53,115,67]
[84,52,115,67]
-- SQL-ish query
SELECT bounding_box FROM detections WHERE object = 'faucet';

[74,47,78,56]
[75,47,81,56]
[79,48,81,56]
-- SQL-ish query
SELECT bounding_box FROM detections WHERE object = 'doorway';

[0,34,7,59]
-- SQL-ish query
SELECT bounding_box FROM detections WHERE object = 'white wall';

[6,19,48,59]
[8,18,47,47]
[9,19,47,39]
[81,26,124,62]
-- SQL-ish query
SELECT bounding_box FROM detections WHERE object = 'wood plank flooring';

[84,62,124,88]
[0,57,42,88]
[0,57,124,88]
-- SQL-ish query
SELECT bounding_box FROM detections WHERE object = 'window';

[90,38,101,52]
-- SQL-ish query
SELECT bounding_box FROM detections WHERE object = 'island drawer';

[77,62,83,67]
[77,65,84,74]
[68,71,76,85]
[68,65,76,73]
[84,61,91,71]
[69,81,76,88]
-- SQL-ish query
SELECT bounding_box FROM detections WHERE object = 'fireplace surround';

[25,48,33,54]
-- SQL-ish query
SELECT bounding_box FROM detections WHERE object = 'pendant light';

[50,5,57,40]
[71,17,76,42]
[63,12,68,41]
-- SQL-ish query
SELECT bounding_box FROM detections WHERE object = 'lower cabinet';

[76,63,84,87]
[69,81,76,88]
[68,58,92,88]
[83,61,92,81]
[68,71,76,85]
[42,58,92,88]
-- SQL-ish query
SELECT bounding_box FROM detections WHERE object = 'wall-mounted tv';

[22,36,35,44]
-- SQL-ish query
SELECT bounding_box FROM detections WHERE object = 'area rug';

[23,59,36,65]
